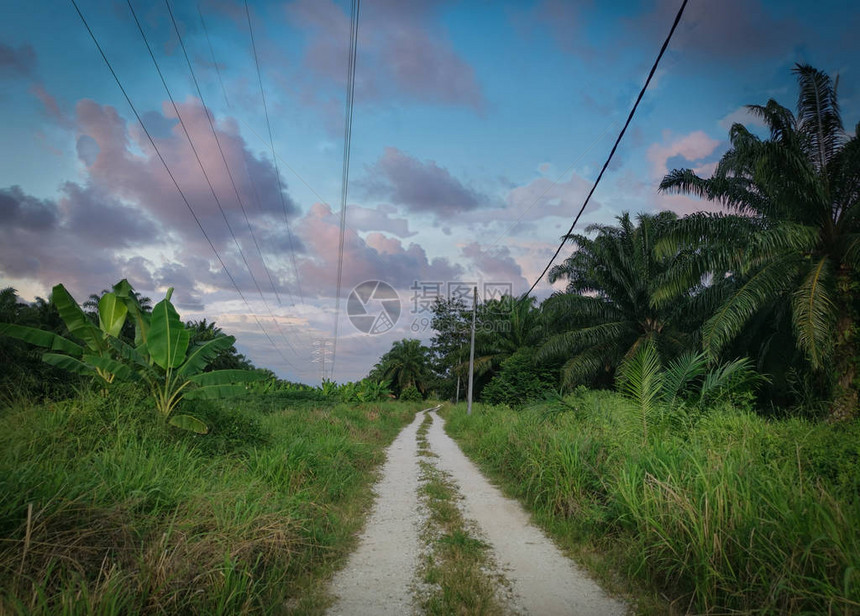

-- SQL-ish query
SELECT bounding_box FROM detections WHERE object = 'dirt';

[326,407,628,615]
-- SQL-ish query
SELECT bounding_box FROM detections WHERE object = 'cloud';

[348,204,416,237]
[513,0,594,58]
[0,42,36,79]
[286,0,484,111]
[0,183,160,299]
[718,106,768,132]
[296,202,462,297]
[461,243,528,293]
[361,147,488,216]
[646,130,721,179]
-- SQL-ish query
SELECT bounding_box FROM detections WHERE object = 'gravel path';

[326,409,427,615]
[425,409,627,616]
[327,407,628,615]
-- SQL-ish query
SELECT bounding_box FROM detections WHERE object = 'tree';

[372,338,432,397]
[472,294,545,377]
[659,64,860,419]
[186,319,254,372]
[538,211,696,388]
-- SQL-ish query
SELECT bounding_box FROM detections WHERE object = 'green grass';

[415,413,504,616]
[0,384,424,615]
[442,395,860,615]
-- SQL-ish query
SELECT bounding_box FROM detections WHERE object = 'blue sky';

[1,0,858,383]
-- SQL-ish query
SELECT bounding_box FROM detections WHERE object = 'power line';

[163,0,307,358]
[330,0,361,381]
[70,0,296,371]
[127,0,301,363]
[244,0,305,306]
[525,0,689,297]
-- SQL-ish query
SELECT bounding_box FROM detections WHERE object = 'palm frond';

[702,256,797,360]
[791,256,835,369]
[793,63,844,171]
[663,350,708,407]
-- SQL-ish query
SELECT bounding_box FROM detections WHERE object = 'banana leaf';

[176,336,236,377]
[114,279,150,346]
[148,288,189,370]
[52,284,105,353]
[168,414,209,434]
[42,353,97,376]
[0,323,83,356]
[98,293,128,338]
[83,354,136,382]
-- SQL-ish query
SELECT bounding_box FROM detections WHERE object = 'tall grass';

[0,384,423,614]
[443,395,860,614]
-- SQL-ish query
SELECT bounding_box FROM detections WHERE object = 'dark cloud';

[361,147,487,216]
[60,182,159,247]
[0,42,36,78]
[0,184,159,299]
[287,0,485,111]
[0,186,58,231]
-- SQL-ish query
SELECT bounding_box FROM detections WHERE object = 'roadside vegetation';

[0,385,424,614]
[443,394,860,614]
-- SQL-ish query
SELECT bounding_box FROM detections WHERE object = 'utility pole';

[455,374,460,404]
[467,286,477,416]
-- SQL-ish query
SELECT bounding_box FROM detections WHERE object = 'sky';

[1,0,858,383]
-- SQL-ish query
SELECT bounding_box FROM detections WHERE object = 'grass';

[0,383,425,615]
[415,412,505,616]
[442,394,860,615]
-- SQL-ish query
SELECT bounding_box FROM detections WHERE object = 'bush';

[399,385,423,401]
[482,348,552,407]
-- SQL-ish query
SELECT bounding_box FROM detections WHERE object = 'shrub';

[399,385,423,401]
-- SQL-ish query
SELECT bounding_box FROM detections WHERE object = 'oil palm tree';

[377,338,432,395]
[538,211,696,388]
[659,64,860,418]
[471,294,545,377]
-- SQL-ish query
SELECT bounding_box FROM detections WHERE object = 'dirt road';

[327,407,627,615]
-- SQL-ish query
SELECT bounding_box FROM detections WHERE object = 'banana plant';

[115,287,265,433]
[0,283,132,384]
[0,280,265,433]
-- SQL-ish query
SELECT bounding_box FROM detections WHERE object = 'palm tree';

[659,64,860,419]
[537,211,696,388]
[376,338,432,395]
[471,294,545,376]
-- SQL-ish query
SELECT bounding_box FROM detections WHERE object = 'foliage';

[0,388,424,614]
[444,394,860,614]
[0,288,79,404]
[538,211,697,389]
[399,384,423,401]
[659,64,860,418]
[481,347,554,407]
[370,338,433,396]
[0,280,264,432]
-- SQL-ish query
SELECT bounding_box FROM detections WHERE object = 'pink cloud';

[646,130,721,179]
[297,202,461,297]
[286,0,484,111]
